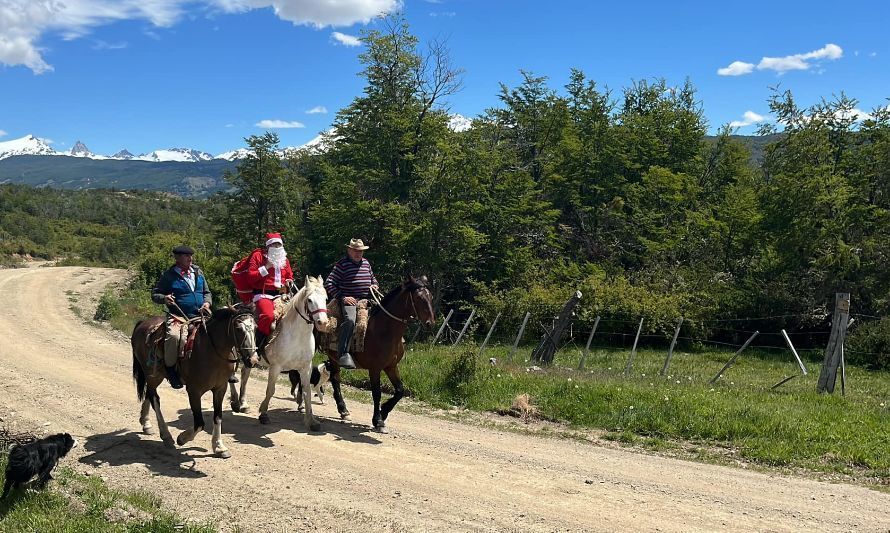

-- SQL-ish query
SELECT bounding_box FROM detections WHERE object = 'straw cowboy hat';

[346,238,369,251]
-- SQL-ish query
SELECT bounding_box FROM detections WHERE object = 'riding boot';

[254,331,268,363]
[165,365,184,389]
[337,333,357,369]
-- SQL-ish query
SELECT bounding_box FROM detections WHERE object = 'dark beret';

[172,245,195,255]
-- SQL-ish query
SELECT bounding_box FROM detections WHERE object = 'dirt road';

[0,265,888,532]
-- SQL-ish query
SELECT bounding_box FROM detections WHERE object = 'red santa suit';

[246,233,296,335]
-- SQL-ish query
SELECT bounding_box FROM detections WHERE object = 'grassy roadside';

[101,280,890,487]
[0,452,215,532]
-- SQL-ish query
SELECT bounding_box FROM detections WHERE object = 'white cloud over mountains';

[0,0,400,73]
[255,119,305,129]
[718,43,843,76]
[729,110,767,128]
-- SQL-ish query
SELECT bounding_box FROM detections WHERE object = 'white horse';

[229,275,330,431]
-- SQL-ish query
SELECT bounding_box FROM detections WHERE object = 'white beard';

[268,247,287,268]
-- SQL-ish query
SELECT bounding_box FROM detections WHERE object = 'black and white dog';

[288,360,334,409]
[2,432,78,499]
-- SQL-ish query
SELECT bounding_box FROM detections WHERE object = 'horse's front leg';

[298,365,321,432]
[230,365,252,413]
[148,387,175,448]
[370,369,385,432]
[257,364,279,425]
[330,366,350,420]
[177,387,205,446]
[211,386,231,458]
[379,365,405,428]
[139,397,153,435]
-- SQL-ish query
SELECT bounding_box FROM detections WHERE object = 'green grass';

[0,452,215,532]
[337,341,890,484]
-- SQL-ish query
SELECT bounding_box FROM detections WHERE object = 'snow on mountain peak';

[70,140,92,157]
[448,114,473,132]
[0,134,61,160]
[136,148,214,163]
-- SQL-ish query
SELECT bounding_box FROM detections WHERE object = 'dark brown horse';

[327,276,435,432]
[131,306,257,458]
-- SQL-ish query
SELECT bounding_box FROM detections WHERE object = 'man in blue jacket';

[151,245,212,388]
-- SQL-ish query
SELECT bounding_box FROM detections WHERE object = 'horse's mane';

[370,278,427,317]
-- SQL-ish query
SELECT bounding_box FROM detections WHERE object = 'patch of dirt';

[1,265,889,532]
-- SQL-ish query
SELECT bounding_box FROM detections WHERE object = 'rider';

[245,232,296,356]
[151,245,212,389]
[324,238,379,370]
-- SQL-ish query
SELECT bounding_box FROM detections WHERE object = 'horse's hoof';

[309,421,321,432]
[239,403,250,413]
[374,425,389,434]
[142,426,155,435]
[340,411,351,421]
[230,402,241,413]
[217,450,232,459]
[176,433,189,446]
[258,413,270,425]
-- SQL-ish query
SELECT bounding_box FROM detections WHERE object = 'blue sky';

[1,0,888,155]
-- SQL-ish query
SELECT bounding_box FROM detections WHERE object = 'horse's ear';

[304,275,310,287]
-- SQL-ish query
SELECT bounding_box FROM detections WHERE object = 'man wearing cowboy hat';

[245,232,296,354]
[151,245,212,389]
[324,238,379,369]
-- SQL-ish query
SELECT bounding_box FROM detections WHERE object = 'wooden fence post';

[817,293,851,394]
[531,290,582,364]
[431,309,453,345]
[660,318,683,376]
[453,308,476,346]
[623,318,645,375]
[709,331,759,384]
[478,313,501,358]
[577,316,601,370]
[508,311,531,362]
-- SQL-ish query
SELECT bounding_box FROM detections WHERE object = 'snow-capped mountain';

[0,135,61,160]
[136,148,214,163]
[69,140,91,157]
[112,149,135,160]
[448,114,473,132]
[214,148,253,161]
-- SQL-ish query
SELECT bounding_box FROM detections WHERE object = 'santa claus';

[245,232,296,351]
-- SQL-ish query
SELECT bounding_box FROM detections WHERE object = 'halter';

[292,287,328,325]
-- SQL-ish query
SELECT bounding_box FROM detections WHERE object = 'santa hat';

[265,232,283,246]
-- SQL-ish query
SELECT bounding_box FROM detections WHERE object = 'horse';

[131,306,257,458]
[326,275,435,433]
[228,275,330,432]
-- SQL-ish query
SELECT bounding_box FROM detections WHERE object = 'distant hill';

[0,155,236,197]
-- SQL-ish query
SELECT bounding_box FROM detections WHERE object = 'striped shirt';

[325,256,378,300]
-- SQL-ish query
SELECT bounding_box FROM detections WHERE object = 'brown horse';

[327,276,435,433]
[131,306,257,458]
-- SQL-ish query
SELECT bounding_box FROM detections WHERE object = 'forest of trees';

[1,18,888,365]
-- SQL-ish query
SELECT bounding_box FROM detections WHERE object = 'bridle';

[292,287,328,326]
[370,285,431,324]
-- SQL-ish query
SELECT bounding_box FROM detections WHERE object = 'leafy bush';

[439,349,480,405]
[847,319,890,370]
[93,290,122,321]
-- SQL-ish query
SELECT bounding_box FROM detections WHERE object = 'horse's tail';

[132,320,148,402]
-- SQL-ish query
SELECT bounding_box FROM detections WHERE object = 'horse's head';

[403,275,435,328]
[303,275,331,332]
[216,305,259,366]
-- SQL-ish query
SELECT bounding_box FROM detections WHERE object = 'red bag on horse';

[231,248,263,304]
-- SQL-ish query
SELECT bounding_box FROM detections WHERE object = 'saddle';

[322,299,370,353]
[145,316,201,366]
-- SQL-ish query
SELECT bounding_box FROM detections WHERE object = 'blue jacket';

[151,265,212,318]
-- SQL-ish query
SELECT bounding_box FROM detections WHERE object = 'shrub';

[439,349,480,405]
[94,290,122,321]
[847,318,890,370]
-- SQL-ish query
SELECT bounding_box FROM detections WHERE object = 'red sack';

[231,248,262,304]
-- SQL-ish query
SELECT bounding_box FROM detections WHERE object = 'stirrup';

[337,352,356,370]
[166,366,184,389]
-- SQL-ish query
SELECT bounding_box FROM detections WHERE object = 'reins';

[370,285,423,324]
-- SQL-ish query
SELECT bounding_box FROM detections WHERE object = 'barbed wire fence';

[404,292,887,394]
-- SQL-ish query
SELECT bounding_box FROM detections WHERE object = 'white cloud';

[0,0,399,73]
[255,119,305,129]
[870,52,878,57]
[306,106,327,114]
[717,43,843,77]
[729,110,767,128]
[225,123,235,128]
[429,11,456,17]
[92,40,128,50]
[211,0,400,28]
[331,31,361,47]
[0,130,7,137]
[717,61,754,76]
